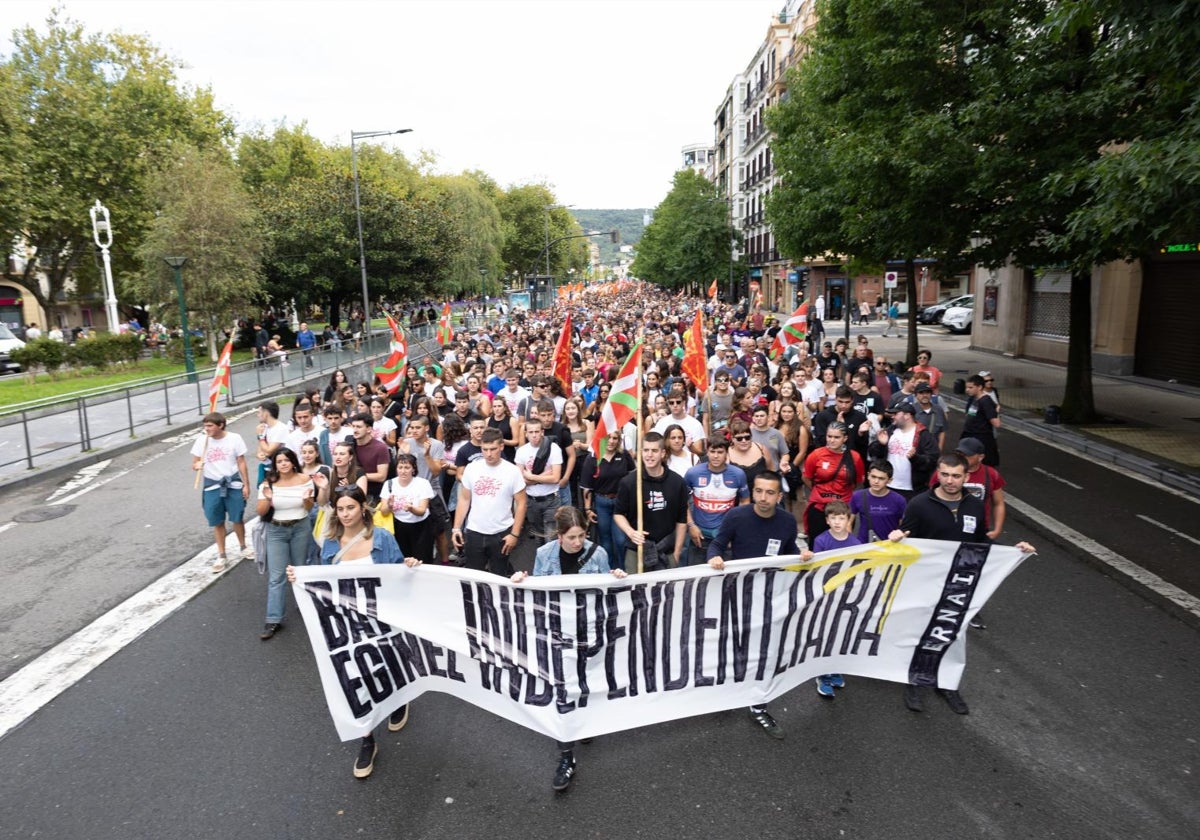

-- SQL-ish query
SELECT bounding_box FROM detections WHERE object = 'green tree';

[633,170,738,293]
[497,184,585,281]
[0,11,230,323]
[767,0,1008,362]
[426,173,505,297]
[132,146,266,360]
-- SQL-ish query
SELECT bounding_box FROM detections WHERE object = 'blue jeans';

[557,485,572,507]
[265,519,313,623]
[593,495,626,572]
[686,528,717,567]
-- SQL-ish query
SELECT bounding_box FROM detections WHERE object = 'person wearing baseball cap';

[867,400,940,496]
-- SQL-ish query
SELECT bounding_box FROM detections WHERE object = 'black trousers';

[464,528,513,577]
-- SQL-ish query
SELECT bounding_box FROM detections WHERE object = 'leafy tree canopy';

[633,170,737,292]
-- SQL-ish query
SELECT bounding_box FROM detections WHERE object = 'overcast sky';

[2,0,782,209]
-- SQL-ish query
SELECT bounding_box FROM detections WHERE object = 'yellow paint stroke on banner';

[782,541,923,630]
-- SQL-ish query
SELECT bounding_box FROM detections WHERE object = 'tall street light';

[352,128,412,334]
[163,256,196,383]
[544,203,574,277]
[90,200,119,332]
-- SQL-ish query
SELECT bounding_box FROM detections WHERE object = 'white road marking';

[0,522,14,536]
[1032,467,1084,489]
[1136,514,1200,548]
[998,421,1200,506]
[0,519,262,740]
[1007,494,1200,621]
[46,432,200,506]
[45,460,112,503]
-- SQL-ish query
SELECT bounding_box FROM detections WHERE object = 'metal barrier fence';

[0,329,443,481]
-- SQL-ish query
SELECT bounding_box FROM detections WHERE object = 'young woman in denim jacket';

[287,486,420,780]
[511,506,627,792]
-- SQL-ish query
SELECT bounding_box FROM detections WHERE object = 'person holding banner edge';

[286,485,420,779]
[511,506,627,791]
[889,453,1036,715]
[707,471,812,739]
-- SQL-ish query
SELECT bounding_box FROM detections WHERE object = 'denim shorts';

[202,481,246,526]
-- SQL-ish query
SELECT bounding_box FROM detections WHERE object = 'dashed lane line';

[1136,514,1200,549]
[1032,467,1084,490]
[1007,494,1200,622]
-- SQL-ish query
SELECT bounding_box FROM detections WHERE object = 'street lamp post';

[544,203,574,278]
[90,200,119,333]
[351,128,412,336]
[163,256,196,383]
[479,268,487,304]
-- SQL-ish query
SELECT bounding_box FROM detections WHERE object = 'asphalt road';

[0,379,1198,839]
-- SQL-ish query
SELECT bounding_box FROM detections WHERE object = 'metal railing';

[0,329,442,481]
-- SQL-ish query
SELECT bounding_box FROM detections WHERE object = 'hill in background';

[572,209,646,266]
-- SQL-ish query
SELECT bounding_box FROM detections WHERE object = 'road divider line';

[1007,494,1200,622]
[1136,514,1200,548]
[1032,467,1083,489]
[0,520,261,741]
[45,460,112,503]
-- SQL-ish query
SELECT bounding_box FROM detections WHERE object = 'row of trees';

[632,170,742,294]
[766,0,1200,422]
[0,11,590,360]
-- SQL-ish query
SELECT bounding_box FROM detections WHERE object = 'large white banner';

[292,539,1028,742]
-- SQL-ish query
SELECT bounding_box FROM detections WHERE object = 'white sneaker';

[241,546,255,560]
[212,555,227,573]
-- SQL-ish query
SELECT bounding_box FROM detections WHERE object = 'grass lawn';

[0,349,257,407]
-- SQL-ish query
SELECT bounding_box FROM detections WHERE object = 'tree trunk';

[1059,269,1098,423]
[904,258,919,365]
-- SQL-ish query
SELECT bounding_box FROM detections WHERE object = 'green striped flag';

[769,303,809,360]
[588,340,643,461]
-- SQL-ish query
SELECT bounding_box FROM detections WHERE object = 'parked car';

[0,323,25,375]
[919,293,974,324]
[942,303,974,334]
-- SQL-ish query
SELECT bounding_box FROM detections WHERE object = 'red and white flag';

[588,340,643,461]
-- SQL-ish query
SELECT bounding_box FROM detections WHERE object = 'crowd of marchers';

[191,283,1032,788]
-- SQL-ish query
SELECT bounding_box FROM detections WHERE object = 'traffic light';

[610,230,619,244]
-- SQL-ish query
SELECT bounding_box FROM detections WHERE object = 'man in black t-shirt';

[892,453,1035,716]
[613,432,687,572]
[960,374,1000,467]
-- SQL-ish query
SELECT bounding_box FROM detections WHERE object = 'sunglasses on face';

[732,434,751,442]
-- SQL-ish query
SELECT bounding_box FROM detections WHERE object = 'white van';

[0,323,25,374]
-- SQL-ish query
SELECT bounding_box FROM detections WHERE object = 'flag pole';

[635,321,645,575]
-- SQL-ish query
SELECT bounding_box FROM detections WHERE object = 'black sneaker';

[552,753,576,791]
[904,684,925,713]
[259,623,282,641]
[387,705,409,732]
[750,709,785,740]
[938,688,970,715]
[353,740,378,779]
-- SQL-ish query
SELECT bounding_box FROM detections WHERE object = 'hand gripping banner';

[291,539,1029,742]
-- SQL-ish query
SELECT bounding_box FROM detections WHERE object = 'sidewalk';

[830,320,1200,498]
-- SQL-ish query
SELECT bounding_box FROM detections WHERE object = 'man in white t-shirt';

[514,417,563,547]
[453,428,527,576]
[499,369,530,416]
[254,401,290,485]
[191,412,252,572]
[652,390,705,455]
[285,403,319,457]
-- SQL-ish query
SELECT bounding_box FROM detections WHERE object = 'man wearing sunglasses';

[652,389,705,456]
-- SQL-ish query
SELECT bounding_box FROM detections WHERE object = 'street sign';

[884,271,899,289]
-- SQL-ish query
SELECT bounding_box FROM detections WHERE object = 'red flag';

[708,279,718,301]
[681,308,708,395]
[769,302,809,360]
[437,302,452,345]
[552,311,573,392]
[588,340,643,460]
[207,338,233,414]
[373,313,409,393]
